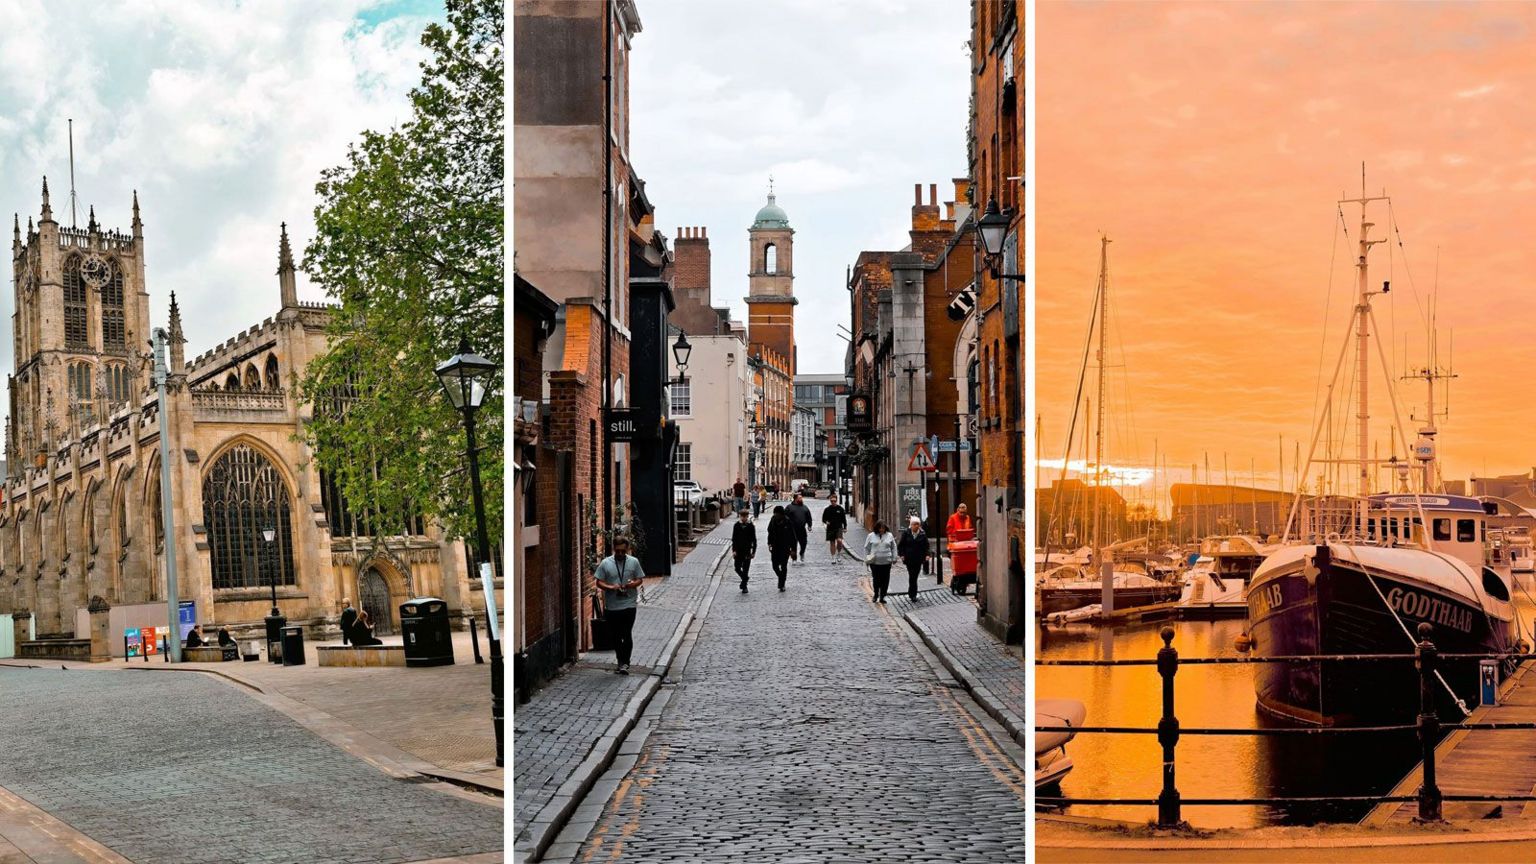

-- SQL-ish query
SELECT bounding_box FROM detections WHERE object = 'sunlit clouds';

[1038,1,1536,491]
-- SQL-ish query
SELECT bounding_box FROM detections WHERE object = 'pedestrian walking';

[822,494,849,560]
[757,486,769,518]
[732,508,757,593]
[766,505,797,591]
[864,520,898,603]
[594,535,645,674]
[898,516,930,601]
[733,477,748,518]
[785,493,813,564]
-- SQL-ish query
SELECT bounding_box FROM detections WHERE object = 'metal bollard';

[1156,625,1182,828]
[1415,622,1443,822]
[470,616,484,664]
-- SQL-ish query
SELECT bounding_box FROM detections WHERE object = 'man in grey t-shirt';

[595,535,645,674]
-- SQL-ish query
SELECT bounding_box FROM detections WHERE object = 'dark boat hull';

[1249,548,1509,726]
[1039,585,1180,615]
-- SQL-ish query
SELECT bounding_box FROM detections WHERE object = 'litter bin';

[949,539,979,595]
[280,625,306,667]
[400,597,454,667]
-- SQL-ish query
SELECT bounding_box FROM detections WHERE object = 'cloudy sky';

[0,0,440,410]
[629,0,971,376]
[1038,0,1536,503]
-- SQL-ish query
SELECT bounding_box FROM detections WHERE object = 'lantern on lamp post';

[435,337,503,768]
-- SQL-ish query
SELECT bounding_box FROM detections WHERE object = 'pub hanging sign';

[606,407,660,442]
[846,393,872,433]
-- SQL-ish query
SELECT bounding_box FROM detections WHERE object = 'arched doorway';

[359,567,394,636]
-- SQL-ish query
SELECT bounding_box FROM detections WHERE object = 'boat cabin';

[1366,494,1491,573]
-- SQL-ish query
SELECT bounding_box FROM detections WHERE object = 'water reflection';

[1038,619,1422,827]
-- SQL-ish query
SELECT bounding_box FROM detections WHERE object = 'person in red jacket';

[946,503,973,538]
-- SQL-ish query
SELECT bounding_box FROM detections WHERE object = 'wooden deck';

[1366,659,1536,823]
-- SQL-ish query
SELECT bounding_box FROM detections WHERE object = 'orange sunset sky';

[1038,0,1536,506]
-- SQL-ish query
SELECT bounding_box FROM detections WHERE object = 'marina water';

[1036,599,1535,828]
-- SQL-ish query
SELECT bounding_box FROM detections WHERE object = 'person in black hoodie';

[822,495,849,561]
[784,494,813,565]
[897,516,930,601]
[766,505,798,591]
[731,508,757,593]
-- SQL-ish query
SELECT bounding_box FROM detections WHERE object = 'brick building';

[969,0,1025,643]
[843,182,979,551]
[512,276,567,691]
[750,344,793,493]
[515,0,681,674]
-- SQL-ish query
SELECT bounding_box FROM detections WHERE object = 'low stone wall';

[317,645,406,668]
[182,645,238,662]
[17,639,93,661]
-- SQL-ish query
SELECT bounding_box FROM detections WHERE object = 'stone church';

[1,178,491,656]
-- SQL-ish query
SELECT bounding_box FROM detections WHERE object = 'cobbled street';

[0,666,503,864]
[572,501,1028,863]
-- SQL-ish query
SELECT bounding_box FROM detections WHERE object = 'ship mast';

[1405,260,1455,494]
[1093,236,1110,561]
[1342,169,1389,501]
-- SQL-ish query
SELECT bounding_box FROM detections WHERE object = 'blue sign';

[178,600,197,639]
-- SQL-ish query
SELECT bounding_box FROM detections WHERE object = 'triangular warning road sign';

[908,441,937,472]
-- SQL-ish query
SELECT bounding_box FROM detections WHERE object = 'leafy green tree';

[299,0,503,552]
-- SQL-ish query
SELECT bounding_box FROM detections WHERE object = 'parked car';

[673,480,705,505]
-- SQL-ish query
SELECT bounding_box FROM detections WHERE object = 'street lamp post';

[263,524,283,663]
[436,337,504,768]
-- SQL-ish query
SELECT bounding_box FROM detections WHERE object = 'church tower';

[9,181,152,465]
[744,182,796,373]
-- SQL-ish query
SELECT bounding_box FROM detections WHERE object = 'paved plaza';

[561,501,1028,863]
[0,665,502,864]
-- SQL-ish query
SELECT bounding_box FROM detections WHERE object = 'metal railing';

[1036,623,1536,825]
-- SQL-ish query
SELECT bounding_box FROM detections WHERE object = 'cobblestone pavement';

[0,666,501,864]
[513,518,733,835]
[907,599,1026,723]
[574,501,1028,862]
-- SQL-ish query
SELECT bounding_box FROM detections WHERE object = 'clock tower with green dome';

[745,180,796,373]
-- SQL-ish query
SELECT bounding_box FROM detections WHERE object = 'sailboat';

[1247,176,1516,726]
[1038,237,1180,618]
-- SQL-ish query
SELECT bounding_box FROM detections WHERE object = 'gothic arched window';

[68,362,94,423]
[244,363,260,390]
[265,355,280,390]
[83,489,96,550]
[202,443,296,590]
[116,481,129,549]
[102,260,125,350]
[764,243,777,275]
[105,364,130,407]
[64,255,87,350]
[224,372,241,391]
[147,471,163,547]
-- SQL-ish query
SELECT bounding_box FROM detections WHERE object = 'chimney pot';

[914,184,922,205]
[930,184,937,206]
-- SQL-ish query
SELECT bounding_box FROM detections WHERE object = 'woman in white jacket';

[863,521,898,603]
